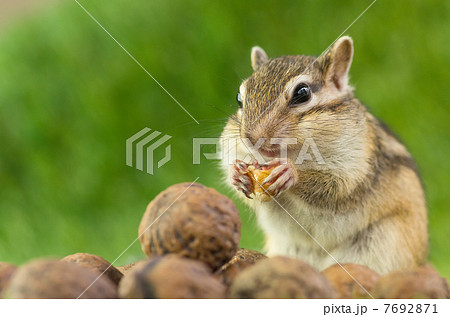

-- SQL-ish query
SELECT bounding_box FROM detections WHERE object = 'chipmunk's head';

[223,36,369,171]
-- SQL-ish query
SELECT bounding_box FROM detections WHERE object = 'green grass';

[0,0,448,278]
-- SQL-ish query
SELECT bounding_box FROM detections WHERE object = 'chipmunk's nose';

[243,130,281,159]
[244,130,272,146]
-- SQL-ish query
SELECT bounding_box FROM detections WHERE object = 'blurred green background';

[0,0,448,278]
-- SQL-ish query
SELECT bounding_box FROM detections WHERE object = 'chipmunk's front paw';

[261,159,297,197]
[230,160,254,199]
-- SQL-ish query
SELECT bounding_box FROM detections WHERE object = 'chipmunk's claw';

[234,159,250,174]
[263,160,297,197]
[240,186,253,199]
[231,161,254,199]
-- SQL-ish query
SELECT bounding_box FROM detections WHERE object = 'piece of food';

[118,255,226,299]
[61,253,123,285]
[215,248,267,288]
[373,266,449,299]
[139,182,241,270]
[246,165,273,194]
[322,263,380,299]
[3,259,118,299]
[244,164,277,201]
[0,262,18,297]
[230,256,335,299]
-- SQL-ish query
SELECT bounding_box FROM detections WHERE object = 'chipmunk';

[220,36,428,275]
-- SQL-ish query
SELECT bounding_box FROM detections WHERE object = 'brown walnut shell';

[215,248,267,288]
[230,256,335,299]
[61,253,123,285]
[118,255,226,299]
[139,183,241,270]
[0,262,18,297]
[4,259,117,299]
[117,262,140,275]
[373,266,449,299]
[322,263,380,299]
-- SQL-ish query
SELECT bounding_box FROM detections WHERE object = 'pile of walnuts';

[0,183,448,299]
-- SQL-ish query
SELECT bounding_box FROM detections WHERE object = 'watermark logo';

[126,131,325,175]
[194,137,325,165]
[126,127,172,174]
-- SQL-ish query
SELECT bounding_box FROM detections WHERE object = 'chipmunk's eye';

[290,84,311,106]
[236,92,243,108]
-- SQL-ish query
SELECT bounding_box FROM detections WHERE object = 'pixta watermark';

[194,137,325,165]
[126,128,325,174]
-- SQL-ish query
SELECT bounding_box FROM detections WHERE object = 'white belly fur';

[253,191,370,271]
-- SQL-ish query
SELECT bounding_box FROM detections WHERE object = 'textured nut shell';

[373,266,449,299]
[215,248,267,287]
[62,253,123,285]
[139,183,241,270]
[0,263,18,297]
[117,262,140,275]
[4,259,117,299]
[322,263,380,299]
[230,256,335,299]
[119,255,226,299]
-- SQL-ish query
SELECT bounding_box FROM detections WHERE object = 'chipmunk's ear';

[251,46,268,71]
[323,36,354,91]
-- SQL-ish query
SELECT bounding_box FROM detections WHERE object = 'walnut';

[0,262,17,297]
[373,266,449,299]
[117,262,141,275]
[61,253,123,285]
[322,263,380,299]
[139,183,241,270]
[3,259,117,298]
[118,255,226,299]
[230,256,335,298]
[215,248,266,288]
